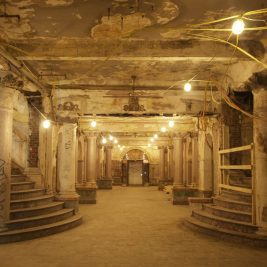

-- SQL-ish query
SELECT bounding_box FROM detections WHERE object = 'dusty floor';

[0,187,267,267]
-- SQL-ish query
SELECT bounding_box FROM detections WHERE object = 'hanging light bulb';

[109,135,114,141]
[232,19,245,35]
[161,126,167,133]
[120,147,123,151]
[168,120,174,127]
[42,119,51,129]
[150,137,154,142]
[114,139,118,144]
[184,82,192,92]
[154,134,158,139]
[101,137,107,144]
[147,143,151,147]
[91,120,97,128]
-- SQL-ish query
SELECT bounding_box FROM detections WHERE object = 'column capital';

[86,132,98,138]
[168,145,174,150]
[173,133,184,139]
[0,73,24,90]
[157,145,165,150]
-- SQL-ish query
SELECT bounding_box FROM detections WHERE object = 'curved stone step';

[11,181,35,191]
[11,195,54,210]
[10,202,65,220]
[0,214,83,244]
[7,209,74,230]
[220,189,252,203]
[203,204,252,223]
[213,196,252,212]
[184,217,267,247]
[192,209,257,234]
[11,175,27,183]
[11,188,45,200]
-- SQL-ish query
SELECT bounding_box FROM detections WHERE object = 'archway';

[121,149,149,186]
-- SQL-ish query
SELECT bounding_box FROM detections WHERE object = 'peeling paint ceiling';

[0,0,266,119]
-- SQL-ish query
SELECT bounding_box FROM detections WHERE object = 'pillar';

[191,133,198,187]
[77,133,97,204]
[253,89,267,229]
[198,130,213,197]
[172,134,198,205]
[0,87,14,231]
[168,145,174,182]
[158,146,166,190]
[55,123,80,212]
[98,145,113,189]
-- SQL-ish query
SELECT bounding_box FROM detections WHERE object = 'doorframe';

[127,160,144,186]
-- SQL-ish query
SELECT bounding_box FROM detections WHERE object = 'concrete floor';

[0,187,267,267]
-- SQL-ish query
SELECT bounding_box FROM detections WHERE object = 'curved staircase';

[185,188,267,246]
[0,171,82,244]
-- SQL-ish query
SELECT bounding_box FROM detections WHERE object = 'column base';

[172,186,199,205]
[76,186,97,204]
[198,190,213,198]
[55,192,80,213]
[97,179,112,189]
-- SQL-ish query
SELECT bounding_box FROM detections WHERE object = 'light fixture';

[168,120,174,127]
[184,82,192,92]
[101,137,107,144]
[42,119,51,129]
[154,134,158,139]
[91,120,97,128]
[150,137,154,142]
[161,127,167,133]
[109,135,114,141]
[114,139,118,144]
[118,144,121,148]
[120,147,123,151]
[232,19,245,35]
[147,143,151,147]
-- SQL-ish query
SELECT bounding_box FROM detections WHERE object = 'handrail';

[219,144,252,154]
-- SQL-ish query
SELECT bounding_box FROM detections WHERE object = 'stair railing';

[218,143,255,224]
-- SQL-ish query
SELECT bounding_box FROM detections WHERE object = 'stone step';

[213,196,252,212]
[7,209,74,230]
[11,181,35,191]
[11,175,27,183]
[203,204,252,223]
[192,209,257,234]
[184,217,267,247]
[220,189,252,203]
[10,202,65,220]
[11,189,45,200]
[11,195,54,210]
[0,214,82,244]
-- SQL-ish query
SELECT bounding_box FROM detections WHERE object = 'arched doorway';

[122,149,149,186]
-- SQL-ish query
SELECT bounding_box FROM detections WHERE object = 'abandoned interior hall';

[1,0,267,266]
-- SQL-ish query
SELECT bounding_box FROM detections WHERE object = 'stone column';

[172,136,185,204]
[253,89,267,228]
[168,145,174,182]
[98,145,113,189]
[77,133,97,204]
[55,123,80,212]
[198,130,213,197]
[0,87,15,231]
[158,146,166,190]
[191,133,198,187]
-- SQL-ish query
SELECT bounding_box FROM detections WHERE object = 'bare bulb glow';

[150,137,154,142]
[161,127,167,133]
[42,119,51,129]
[120,147,123,151]
[101,137,107,144]
[109,135,114,141]
[184,82,192,92]
[168,120,174,127]
[91,120,97,128]
[148,143,151,147]
[114,139,118,144]
[154,134,158,139]
[232,19,245,35]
